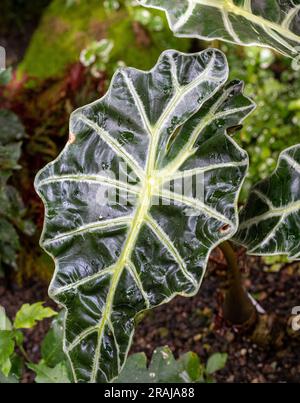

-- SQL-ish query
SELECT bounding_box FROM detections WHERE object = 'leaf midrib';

[88,54,220,382]
[89,60,213,382]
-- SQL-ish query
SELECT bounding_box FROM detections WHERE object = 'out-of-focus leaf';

[0,68,12,86]
[0,142,22,174]
[14,303,57,330]
[9,353,23,381]
[0,219,20,273]
[177,351,204,382]
[0,371,18,383]
[28,362,71,384]
[0,331,15,374]
[138,0,300,58]
[206,353,228,375]
[117,346,207,383]
[1,358,12,377]
[235,144,300,260]
[0,306,12,331]
[115,352,150,383]
[0,110,25,146]
[0,109,33,274]
[36,49,254,383]
[41,311,66,367]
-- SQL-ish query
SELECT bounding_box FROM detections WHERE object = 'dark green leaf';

[0,219,20,274]
[235,144,300,259]
[35,49,254,382]
[0,110,25,145]
[138,0,300,58]
[117,347,207,383]
[41,310,66,367]
[0,331,15,371]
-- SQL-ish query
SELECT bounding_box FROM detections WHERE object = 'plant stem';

[19,345,31,363]
[219,241,256,327]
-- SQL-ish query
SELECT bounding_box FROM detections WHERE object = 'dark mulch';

[0,250,300,383]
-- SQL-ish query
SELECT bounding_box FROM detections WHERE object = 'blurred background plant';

[0,71,35,277]
[0,303,56,382]
[0,305,227,384]
[80,38,115,78]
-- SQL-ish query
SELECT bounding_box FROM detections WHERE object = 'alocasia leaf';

[235,144,300,260]
[137,0,300,58]
[35,49,254,383]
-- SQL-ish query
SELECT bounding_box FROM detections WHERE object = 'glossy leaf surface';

[35,49,254,383]
[138,0,300,58]
[235,145,300,260]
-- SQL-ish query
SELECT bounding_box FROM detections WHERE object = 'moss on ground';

[19,0,191,80]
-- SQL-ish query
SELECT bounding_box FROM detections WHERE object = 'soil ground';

[1,249,299,383]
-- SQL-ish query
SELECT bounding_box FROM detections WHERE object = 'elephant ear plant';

[33,0,300,386]
[35,49,257,382]
[138,0,300,58]
[236,144,300,259]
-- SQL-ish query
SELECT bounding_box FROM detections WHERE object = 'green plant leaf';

[9,353,23,381]
[28,362,71,384]
[206,352,228,375]
[116,352,149,383]
[235,144,300,260]
[138,0,300,58]
[177,351,204,382]
[0,306,12,331]
[41,311,66,367]
[117,347,205,383]
[35,49,254,383]
[14,303,57,330]
[0,68,12,86]
[0,371,19,383]
[0,331,15,371]
[1,358,12,378]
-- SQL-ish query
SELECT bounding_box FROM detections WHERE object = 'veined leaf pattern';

[35,49,255,383]
[235,144,300,260]
[138,0,300,58]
